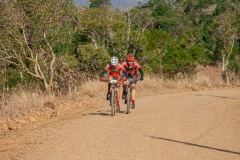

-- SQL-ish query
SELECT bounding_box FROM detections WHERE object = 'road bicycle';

[125,78,140,114]
[102,78,118,116]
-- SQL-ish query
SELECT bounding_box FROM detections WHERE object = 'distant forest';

[0,0,239,95]
[74,0,149,8]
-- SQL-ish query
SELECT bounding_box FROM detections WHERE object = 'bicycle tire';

[110,87,115,116]
[126,86,131,114]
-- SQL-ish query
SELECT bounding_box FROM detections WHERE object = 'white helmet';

[111,56,118,66]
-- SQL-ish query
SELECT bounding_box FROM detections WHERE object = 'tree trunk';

[221,71,230,85]
[221,37,234,85]
[221,61,230,85]
[44,82,51,95]
[159,55,163,80]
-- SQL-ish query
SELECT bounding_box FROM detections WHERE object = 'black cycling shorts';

[129,74,137,84]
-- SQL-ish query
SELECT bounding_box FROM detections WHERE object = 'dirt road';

[3,90,240,160]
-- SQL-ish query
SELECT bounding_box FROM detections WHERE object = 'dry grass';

[80,78,107,97]
[0,74,239,124]
[137,74,221,95]
[0,91,56,122]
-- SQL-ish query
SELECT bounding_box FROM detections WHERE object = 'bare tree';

[0,0,76,94]
[212,8,239,84]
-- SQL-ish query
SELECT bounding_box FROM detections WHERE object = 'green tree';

[78,6,123,50]
[109,7,149,59]
[90,0,112,8]
[145,29,172,76]
[76,44,110,73]
[210,6,239,84]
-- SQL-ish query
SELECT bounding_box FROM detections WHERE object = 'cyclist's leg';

[131,74,137,108]
[106,75,112,100]
[122,77,127,99]
[116,76,121,104]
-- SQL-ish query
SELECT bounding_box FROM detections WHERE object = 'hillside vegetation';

[0,0,240,129]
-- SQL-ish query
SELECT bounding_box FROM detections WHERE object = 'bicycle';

[102,78,118,116]
[125,78,140,114]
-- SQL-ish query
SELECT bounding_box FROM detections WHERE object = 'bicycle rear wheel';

[110,88,116,116]
[126,87,131,114]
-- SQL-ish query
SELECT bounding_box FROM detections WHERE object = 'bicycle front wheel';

[126,87,131,114]
[110,88,116,116]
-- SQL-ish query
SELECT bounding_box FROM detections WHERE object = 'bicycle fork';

[110,85,116,106]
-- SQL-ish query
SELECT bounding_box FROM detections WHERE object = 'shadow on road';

[82,110,111,116]
[188,94,239,100]
[148,136,240,155]
[85,110,126,116]
[118,110,126,114]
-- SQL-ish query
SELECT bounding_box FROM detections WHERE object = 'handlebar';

[100,77,142,84]
[100,79,109,82]
[127,78,141,82]
[100,78,118,84]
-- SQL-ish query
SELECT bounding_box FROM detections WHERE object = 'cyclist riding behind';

[100,56,129,111]
[122,53,144,109]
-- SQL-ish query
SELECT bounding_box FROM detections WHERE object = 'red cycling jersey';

[104,63,125,77]
[122,60,141,75]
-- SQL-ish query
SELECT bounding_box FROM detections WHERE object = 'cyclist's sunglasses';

[128,60,133,62]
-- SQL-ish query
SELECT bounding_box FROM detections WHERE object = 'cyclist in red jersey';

[100,56,129,111]
[122,53,144,109]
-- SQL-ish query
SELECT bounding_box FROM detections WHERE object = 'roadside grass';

[0,74,238,128]
[0,90,56,122]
